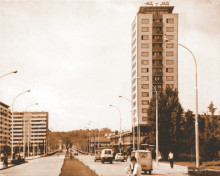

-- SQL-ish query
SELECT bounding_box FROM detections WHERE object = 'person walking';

[168,151,174,168]
[3,154,8,168]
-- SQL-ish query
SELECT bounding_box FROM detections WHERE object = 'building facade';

[0,102,11,151]
[11,111,48,155]
[131,5,178,132]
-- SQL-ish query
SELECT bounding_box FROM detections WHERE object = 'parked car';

[73,151,78,156]
[94,150,102,162]
[131,150,153,175]
[101,149,113,164]
[115,153,126,162]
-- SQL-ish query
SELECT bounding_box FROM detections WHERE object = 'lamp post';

[165,37,199,168]
[0,70,17,155]
[24,103,38,158]
[88,121,97,154]
[119,96,135,151]
[11,89,30,160]
[109,104,122,153]
[0,70,17,79]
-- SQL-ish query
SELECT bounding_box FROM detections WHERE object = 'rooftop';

[138,6,174,14]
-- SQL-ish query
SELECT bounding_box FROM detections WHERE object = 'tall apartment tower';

[131,5,178,135]
[0,102,11,151]
[11,112,48,154]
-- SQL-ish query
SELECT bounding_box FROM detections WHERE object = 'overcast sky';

[0,0,219,131]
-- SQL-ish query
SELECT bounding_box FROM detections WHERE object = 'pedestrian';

[1,153,4,162]
[3,154,8,168]
[125,156,142,176]
[168,151,174,168]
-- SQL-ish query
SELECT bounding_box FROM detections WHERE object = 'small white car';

[115,153,126,162]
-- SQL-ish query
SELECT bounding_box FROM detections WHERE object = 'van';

[101,149,113,164]
[94,150,101,162]
[131,150,153,174]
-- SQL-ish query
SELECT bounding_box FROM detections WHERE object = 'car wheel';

[101,159,104,164]
[110,159,112,164]
[149,170,152,175]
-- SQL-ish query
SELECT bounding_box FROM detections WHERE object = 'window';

[142,108,148,113]
[133,101,136,107]
[141,76,149,81]
[132,93,136,99]
[142,84,149,89]
[141,68,149,73]
[166,27,174,32]
[166,35,174,40]
[166,76,174,81]
[132,70,136,77]
[142,117,148,121]
[141,27,149,32]
[141,43,149,48]
[166,84,174,89]
[141,35,149,40]
[166,18,174,23]
[142,19,149,24]
[132,86,136,92]
[166,43,174,48]
[166,68,174,73]
[141,52,149,57]
[166,60,174,65]
[142,100,149,105]
[166,51,174,56]
[141,60,149,65]
[142,92,149,97]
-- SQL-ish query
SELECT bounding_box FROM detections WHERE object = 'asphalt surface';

[59,153,98,176]
[0,153,65,176]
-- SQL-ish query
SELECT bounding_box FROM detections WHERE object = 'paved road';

[0,153,65,176]
[77,154,189,176]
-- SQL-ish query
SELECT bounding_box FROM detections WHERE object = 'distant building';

[0,101,11,151]
[11,111,48,155]
[131,4,178,138]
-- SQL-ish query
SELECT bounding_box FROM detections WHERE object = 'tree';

[147,87,183,160]
[208,101,217,116]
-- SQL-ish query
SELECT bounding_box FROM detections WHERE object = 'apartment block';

[11,112,48,154]
[131,5,178,130]
[0,102,11,151]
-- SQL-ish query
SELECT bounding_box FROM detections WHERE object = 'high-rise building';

[131,4,178,135]
[0,102,11,151]
[11,112,48,155]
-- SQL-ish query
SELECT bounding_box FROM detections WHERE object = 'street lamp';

[88,121,97,154]
[11,89,30,160]
[109,104,122,153]
[0,70,18,79]
[164,37,199,168]
[24,103,38,158]
[119,96,135,151]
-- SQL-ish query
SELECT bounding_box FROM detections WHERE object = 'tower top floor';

[138,6,174,14]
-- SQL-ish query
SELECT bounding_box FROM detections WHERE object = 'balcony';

[152,22,163,27]
[152,63,163,67]
[152,38,163,43]
[152,72,163,76]
[152,55,163,59]
[153,79,163,84]
[152,30,163,35]
[152,46,163,51]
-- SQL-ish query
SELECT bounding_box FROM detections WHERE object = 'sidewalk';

[153,161,188,175]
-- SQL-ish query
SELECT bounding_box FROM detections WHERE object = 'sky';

[0,0,219,131]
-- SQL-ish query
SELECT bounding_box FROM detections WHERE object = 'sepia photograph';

[0,0,219,175]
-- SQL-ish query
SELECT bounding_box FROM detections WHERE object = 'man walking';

[168,151,174,168]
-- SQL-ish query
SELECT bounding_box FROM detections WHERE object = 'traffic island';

[59,153,98,176]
